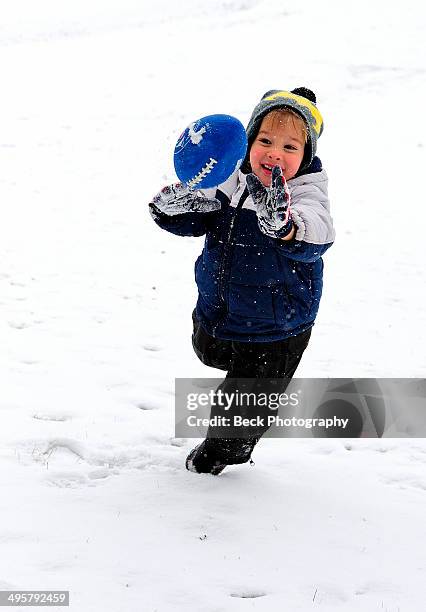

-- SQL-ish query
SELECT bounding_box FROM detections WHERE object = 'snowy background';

[1,0,425,610]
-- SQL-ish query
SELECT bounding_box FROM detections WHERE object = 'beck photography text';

[186,413,349,430]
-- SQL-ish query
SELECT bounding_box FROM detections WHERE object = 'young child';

[149,87,335,475]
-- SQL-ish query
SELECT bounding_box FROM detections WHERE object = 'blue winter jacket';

[150,157,335,342]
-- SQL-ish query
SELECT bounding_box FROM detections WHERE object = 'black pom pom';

[291,87,316,103]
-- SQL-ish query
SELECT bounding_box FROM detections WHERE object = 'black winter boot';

[185,439,227,475]
[185,437,259,475]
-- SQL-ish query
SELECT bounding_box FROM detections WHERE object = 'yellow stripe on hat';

[263,91,323,136]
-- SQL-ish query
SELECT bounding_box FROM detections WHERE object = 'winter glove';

[150,182,221,217]
[246,165,293,239]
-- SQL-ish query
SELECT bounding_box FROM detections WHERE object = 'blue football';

[173,114,248,189]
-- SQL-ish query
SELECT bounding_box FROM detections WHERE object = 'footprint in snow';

[143,344,162,352]
[45,469,112,488]
[33,414,70,422]
[230,590,267,599]
[45,471,88,488]
[137,402,157,411]
[8,320,31,330]
[88,468,111,480]
[169,438,186,447]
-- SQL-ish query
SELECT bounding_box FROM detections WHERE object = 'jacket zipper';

[212,187,249,337]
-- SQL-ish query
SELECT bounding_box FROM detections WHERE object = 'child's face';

[249,112,305,185]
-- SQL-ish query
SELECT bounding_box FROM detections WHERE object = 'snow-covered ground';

[1,1,425,610]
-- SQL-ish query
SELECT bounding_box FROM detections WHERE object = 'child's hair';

[259,109,308,144]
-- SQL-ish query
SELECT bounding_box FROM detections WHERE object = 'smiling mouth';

[261,163,283,174]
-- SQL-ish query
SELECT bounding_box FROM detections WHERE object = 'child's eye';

[284,145,298,151]
[259,138,271,145]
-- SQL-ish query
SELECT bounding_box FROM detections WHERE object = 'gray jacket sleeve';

[288,170,335,244]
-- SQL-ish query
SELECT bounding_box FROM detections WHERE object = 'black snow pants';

[191,310,312,465]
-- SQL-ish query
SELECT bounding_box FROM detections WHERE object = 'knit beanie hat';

[243,87,324,173]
